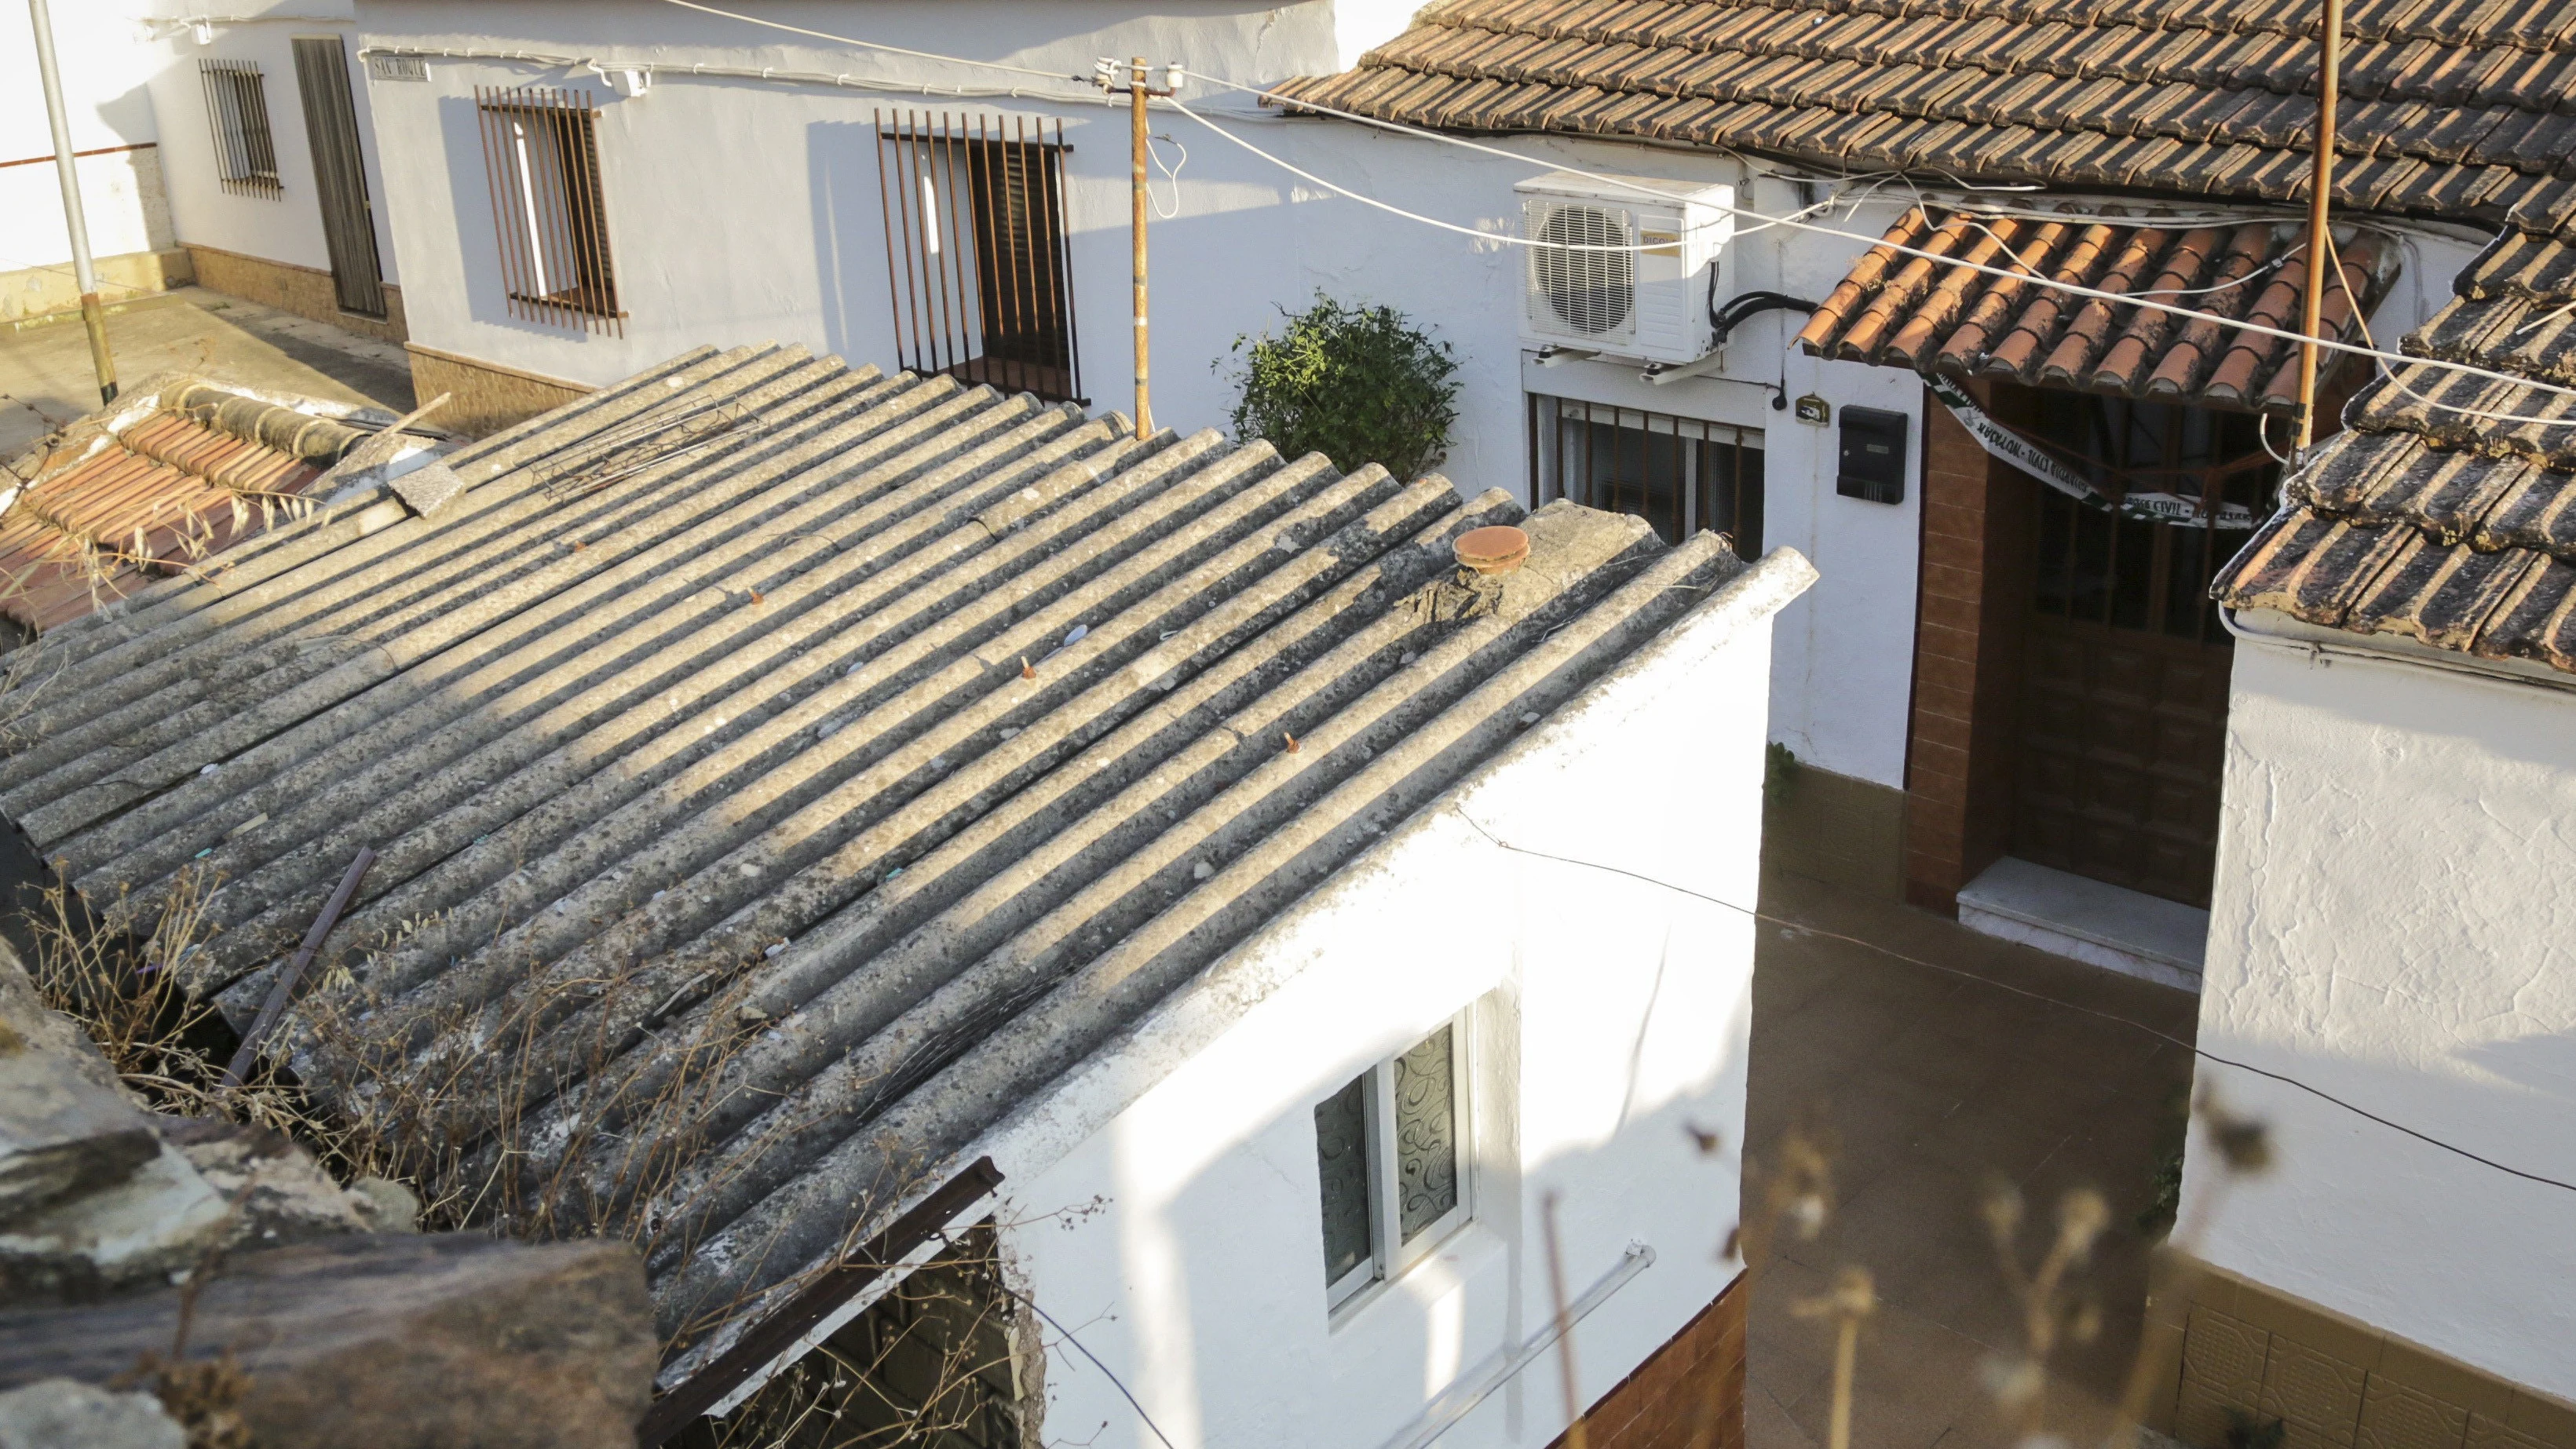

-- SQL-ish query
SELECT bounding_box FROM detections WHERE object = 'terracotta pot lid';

[1453,524,1531,575]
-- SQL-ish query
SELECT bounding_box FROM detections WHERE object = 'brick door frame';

[1902,379,2037,916]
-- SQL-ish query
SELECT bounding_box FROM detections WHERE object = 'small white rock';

[198,763,220,776]
[1192,860,1213,881]
[999,727,1021,740]
[764,943,786,958]
[1400,652,1419,664]
[737,863,760,878]
[1519,712,1540,725]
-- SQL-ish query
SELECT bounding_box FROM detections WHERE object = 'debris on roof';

[1796,206,2397,412]
[1280,0,2576,236]
[0,344,1804,1381]
[0,381,378,633]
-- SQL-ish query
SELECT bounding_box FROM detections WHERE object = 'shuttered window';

[474,87,623,334]
[875,110,1083,403]
[199,60,282,198]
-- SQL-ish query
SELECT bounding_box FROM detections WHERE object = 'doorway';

[290,36,385,319]
[2008,393,2278,908]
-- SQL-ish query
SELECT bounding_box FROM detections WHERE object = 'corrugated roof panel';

[0,344,1801,1380]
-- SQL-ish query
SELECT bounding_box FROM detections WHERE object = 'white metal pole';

[26,0,119,404]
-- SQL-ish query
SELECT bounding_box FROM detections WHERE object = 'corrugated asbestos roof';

[1795,206,2396,410]
[0,385,361,632]
[2212,229,2576,671]
[1279,0,2576,239]
[0,345,1770,1374]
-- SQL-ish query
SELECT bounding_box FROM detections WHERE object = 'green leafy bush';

[1222,294,1461,482]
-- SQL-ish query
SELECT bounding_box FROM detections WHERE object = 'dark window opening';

[875,109,1083,405]
[1527,393,1763,559]
[475,86,622,334]
[199,60,281,198]
[2025,392,2279,647]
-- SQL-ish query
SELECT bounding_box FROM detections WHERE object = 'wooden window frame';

[199,60,283,198]
[474,86,623,335]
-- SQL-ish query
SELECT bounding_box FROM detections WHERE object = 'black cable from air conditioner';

[1709,287,1825,351]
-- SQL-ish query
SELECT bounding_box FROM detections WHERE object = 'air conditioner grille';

[1528,200,1634,338]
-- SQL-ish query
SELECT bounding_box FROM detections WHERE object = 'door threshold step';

[1957,857,2205,993]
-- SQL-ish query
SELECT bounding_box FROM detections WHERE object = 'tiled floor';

[1743,861,2199,1449]
[0,287,412,458]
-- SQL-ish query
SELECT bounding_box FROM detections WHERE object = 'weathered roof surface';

[0,344,1770,1372]
[0,384,363,632]
[1279,0,2576,237]
[1795,206,2395,411]
[2212,230,2576,670]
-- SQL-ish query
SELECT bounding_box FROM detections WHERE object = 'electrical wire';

[1452,812,2576,1198]
[1146,133,1186,221]
[652,0,1081,85]
[539,0,2576,425]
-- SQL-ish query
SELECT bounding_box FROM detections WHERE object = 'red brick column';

[1902,384,2031,915]
[1546,1274,1747,1449]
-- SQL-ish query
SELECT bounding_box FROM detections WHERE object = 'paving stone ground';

[0,287,411,459]
[1745,845,2198,1449]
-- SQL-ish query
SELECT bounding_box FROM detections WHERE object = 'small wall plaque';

[1793,393,1830,425]
[367,54,429,82]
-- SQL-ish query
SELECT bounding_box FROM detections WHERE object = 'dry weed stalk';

[679,1224,1033,1449]
[1979,1184,2111,1442]
[1790,1267,1877,1449]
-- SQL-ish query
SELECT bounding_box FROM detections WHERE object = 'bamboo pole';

[2294,0,2344,454]
[1130,57,1153,438]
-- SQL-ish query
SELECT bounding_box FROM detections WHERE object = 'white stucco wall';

[950,553,1808,1447]
[0,4,168,276]
[138,2,403,286]
[2183,629,2576,1399]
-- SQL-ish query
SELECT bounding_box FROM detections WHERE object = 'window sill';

[1327,1217,1504,1333]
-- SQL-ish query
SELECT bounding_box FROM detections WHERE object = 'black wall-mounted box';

[1836,406,1909,505]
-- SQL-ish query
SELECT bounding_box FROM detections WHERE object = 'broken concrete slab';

[0,1232,656,1449]
[0,1378,185,1449]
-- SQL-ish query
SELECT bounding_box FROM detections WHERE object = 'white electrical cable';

[545,0,2576,423]
[652,0,1080,84]
[1163,83,2576,420]
[1146,133,1186,221]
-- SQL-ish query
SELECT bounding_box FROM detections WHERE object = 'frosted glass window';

[1314,1016,1472,1310]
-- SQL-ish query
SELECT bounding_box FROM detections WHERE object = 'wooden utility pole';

[2294,0,2344,454]
[1104,57,1175,438]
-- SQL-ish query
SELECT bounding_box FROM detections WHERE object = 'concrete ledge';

[1957,856,2205,991]
[0,248,194,326]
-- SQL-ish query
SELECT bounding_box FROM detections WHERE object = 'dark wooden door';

[2008,393,2276,909]
[2013,611,2230,906]
[291,36,385,319]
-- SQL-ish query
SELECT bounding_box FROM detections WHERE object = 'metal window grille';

[1528,393,1764,559]
[199,60,281,198]
[875,109,1083,405]
[474,87,622,334]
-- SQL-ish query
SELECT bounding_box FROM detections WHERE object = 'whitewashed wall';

[962,553,1806,1448]
[2184,629,2576,1400]
[137,2,404,287]
[0,5,168,276]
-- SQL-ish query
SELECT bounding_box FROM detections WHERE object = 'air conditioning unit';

[1516,171,1735,367]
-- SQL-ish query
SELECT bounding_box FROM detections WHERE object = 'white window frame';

[1322,1010,1475,1313]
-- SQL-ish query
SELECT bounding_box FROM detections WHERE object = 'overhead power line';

[643,0,2576,424]
[1452,812,2576,1200]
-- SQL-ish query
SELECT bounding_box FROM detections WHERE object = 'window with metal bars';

[1527,393,1765,558]
[875,109,1083,404]
[199,60,281,198]
[474,87,621,334]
